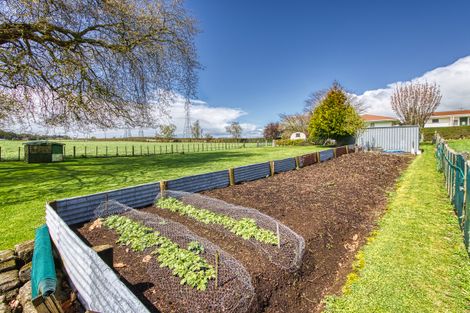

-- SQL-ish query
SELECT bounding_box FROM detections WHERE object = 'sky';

[159,0,470,137]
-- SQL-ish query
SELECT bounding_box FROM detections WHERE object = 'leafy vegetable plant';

[103,215,215,291]
[156,197,279,245]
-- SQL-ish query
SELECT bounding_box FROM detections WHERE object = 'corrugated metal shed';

[357,126,419,153]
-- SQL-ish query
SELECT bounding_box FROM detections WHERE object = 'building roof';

[361,114,397,122]
[431,110,470,117]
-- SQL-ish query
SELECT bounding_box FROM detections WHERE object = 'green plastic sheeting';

[31,225,57,298]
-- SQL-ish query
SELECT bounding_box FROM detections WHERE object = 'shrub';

[422,126,470,141]
[275,139,309,146]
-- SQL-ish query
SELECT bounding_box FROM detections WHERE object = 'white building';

[290,132,307,140]
[361,114,398,128]
[424,110,470,128]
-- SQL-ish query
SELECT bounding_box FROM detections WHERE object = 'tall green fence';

[435,134,470,254]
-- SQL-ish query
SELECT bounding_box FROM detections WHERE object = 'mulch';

[75,151,412,313]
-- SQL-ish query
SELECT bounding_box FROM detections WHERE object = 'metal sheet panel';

[167,170,230,193]
[357,126,419,153]
[234,162,271,183]
[299,153,318,167]
[273,158,296,173]
[45,205,150,313]
[54,182,159,224]
[319,149,334,162]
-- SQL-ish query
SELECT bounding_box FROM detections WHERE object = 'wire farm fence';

[0,141,272,161]
[435,134,470,254]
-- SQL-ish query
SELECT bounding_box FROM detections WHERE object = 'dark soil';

[75,152,412,313]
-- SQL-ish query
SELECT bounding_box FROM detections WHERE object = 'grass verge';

[325,145,470,313]
[0,146,322,249]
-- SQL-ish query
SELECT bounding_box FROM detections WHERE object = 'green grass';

[0,146,322,249]
[0,139,261,160]
[325,145,470,313]
[447,138,470,153]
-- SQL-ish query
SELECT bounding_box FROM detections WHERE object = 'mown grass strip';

[103,215,215,291]
[325,145,470,313]
[156,197,279,245]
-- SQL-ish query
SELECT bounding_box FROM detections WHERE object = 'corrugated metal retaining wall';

[273,158,296,173]
[46,205,150,313]
[54,182,160,225]
[47,144,357,312]
[166,170,230,193]
[356,126,419,153]
[233,162,271,183]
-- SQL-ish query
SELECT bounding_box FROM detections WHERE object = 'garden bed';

[75,151,411,313]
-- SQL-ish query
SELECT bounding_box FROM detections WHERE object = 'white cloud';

[153,93,259,137]
[353,55,470,117]
[87,93,260,138]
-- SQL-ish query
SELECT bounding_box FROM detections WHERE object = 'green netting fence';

[435,134,470,253]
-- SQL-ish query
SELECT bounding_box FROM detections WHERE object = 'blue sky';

[178,0,470,136]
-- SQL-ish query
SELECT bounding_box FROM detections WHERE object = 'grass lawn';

[0,139,261,160]
[0,145,322,249]
[447,138,470,153]
[325,145,470,312]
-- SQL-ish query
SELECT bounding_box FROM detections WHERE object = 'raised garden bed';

[142,152,411,312]
[62,150,410,313]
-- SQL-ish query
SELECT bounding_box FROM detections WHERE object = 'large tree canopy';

[0,0,198,129]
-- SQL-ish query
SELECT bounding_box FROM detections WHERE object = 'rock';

[0,294,4,303]
[0,261,16,274]
[8,299,19,313]
[0,252,14,264]
[21,301,37,313]
[1,289,18,303]
[18,263,31,283]
[0,271,19,293]
[17,281,31,306]
[14,241,34,264]
[0,302,11,313]
[17,282,36,313]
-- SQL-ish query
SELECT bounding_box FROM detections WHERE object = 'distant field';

[447,139,470,152]
[0,145,323,249]
[0,140,264,160]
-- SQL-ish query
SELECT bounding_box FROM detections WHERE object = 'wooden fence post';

[270,161,275,176]
[18,147,21,161]
[228,168,235,186]
[84,146,87,158]
[96,146,98,157]
[132,145,135,156]
[0,146,2,161]
[73,146,76,158]
[160,180,166,191]
[295,156,300,169]
[333,148,337,158]
[106,146,108,157]
[346,145,349,154]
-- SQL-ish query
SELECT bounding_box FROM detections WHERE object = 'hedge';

[422,126,470,142]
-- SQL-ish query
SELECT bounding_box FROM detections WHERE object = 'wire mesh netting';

[94,200,255,313]
[435,136,470,255]
[155,190,305,272]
